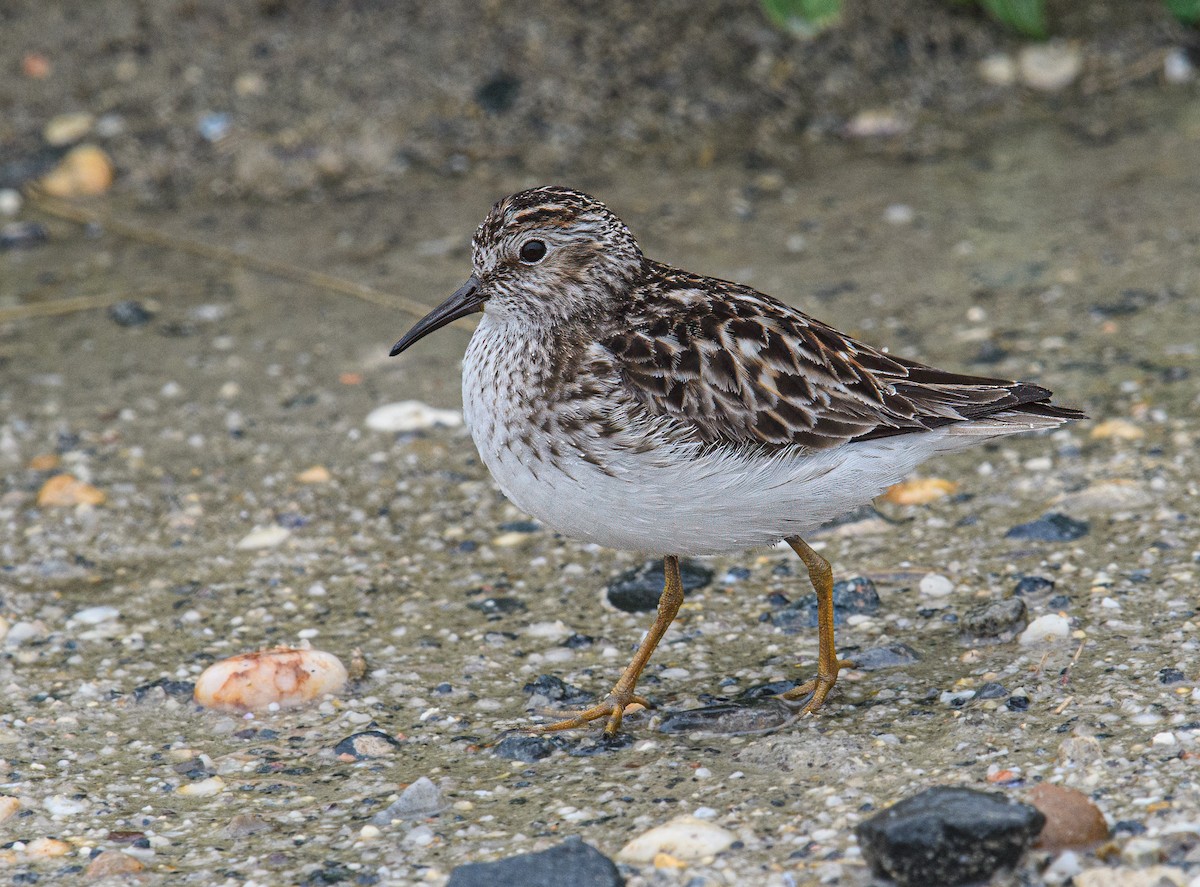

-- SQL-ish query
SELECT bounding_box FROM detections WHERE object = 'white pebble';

[176,776,225,797]
[236,525,291,550]
[1164,48,1195,84]
[883,204,914,225]
[1018,42,1082,92]
[617,815,736,863]
[979,53,1017,86]
[0,188,22,216]
[194,648,348,712]
[69,605,119,625]
[1152,731,1177,747]
[366,400,462,433]
[43,795,89,816]
[1019,614,1071,645]
[919,573,954,597]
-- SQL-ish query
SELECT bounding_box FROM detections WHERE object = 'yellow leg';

[527,555,685,736]
[779,536,855,714]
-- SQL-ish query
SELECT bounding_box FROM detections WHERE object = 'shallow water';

[2,88,1199,884]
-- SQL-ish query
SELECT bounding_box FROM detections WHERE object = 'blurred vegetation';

[762,0,1197,36]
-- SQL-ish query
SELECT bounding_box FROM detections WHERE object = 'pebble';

[1029,783,1108,850]
[372,777,447,823]
[1089,418,1144,441]
[919,572,954,597]
[1076,866,1187,887]
[842,108,910,139]
[1164,48,1196,84]
[1018,42,1083,92]
[0,220,47,250]
[1055,479,1155,514]
[194,647,348,712]
[334,730,403,760]
[236,525,291,549]
[1058,735,1103,767]
[108,299,155,327]
[447,837,622,887]
[605,559,713,613]
[36,473,106,507]
[0,616,8,645]
[1151,731,1177,747]
[0,796,17,823]
[1121,837,1164,866]
[493,734,558,762]
[883,204,915,225]
[979,52,1017,86]
[1013,575,1056,598]
[86,850,145,877]
[1005,513,1089,543]
[43,111,94,146]
[1019,614,1071,645]
[657,698,795,735]
[296,465,332,484]
[177,775,225,797]
[0,188,22,215]
[523,674,592,708]
[38,144,115,197]
[69,605,120,625]
[771,575,881,631]
[962,597,1027,639]
[881,477,957,505]
[25,837,70,858]
[856,786,1044,887]
[366,400,462,432]
[617,814,736,863]
[43,794,89,816]
[853,643,921,671]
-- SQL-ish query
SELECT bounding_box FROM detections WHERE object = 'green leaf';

[1165,0,1200,24]
[979,0,1048,38]
[761,0,843,37]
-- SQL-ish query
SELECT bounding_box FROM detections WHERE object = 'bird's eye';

[518,239,547,264]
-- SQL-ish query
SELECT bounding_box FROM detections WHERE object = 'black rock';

[108,299,155,327]
[1006,695,1030,712]
[1159,667,1187,685]
[977,681,1009,700]
[466,596,526,617]
[853,643,921,671]
[962,597,1027,639]
[447,837,622,887]
[605,559,713,613]
[522,674,592,707]
[492,734,557,763]
[1005,513,1089,543]
[498,520,540,533]
[131,677,195,702]
[657,699,794,735]
[770,576,881,633]
[475,74,521,115]
[856,786,1045,887]
[333,730,402,759]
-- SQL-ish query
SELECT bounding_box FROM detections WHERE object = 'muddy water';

[1,89,1198,884]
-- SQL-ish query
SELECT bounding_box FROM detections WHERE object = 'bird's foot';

[779,658,856,715]
[525,689,652,737]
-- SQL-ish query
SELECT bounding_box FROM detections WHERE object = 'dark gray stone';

[856,786,1045,887]
[853,642,921,671]
[1005,513,1089,542]
[493,734,557,762]
[108,299,155,327]
[770,576,880,632]
[523,674,592,708]
[1013,575,1055,597]
[447,836,623,887]
[605,559,713,613]
[963,597,1027,639]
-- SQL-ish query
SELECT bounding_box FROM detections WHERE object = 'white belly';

[462,315,964,556]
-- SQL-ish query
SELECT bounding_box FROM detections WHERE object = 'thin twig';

[0,293,132,323]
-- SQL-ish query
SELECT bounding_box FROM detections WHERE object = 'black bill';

[389,275,485,356]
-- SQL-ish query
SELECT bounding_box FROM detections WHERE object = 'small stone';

[372,777,446,823]
[1075,866,1187,887]
[447,837,621,887]
[37,474,106,507]
[108,299,154,327]
[296,465,331,484]
[38,144,115,197]
[44,794,88,816]
[69,605,119,625]
[606,559,713,613]
[176,775,225,797]
[963,597,1027,639]
[523,674,592,708]
[43,112,94,146]
[1029,783,1109,850]
[492,734,558,762]
[617,814,737,863]
[0,188,21,215]
[1089,419,1144,441]
[1018,42,1083,92]
[843,109,910,139]
[919,573,954,597]
[1013,575,1055,598]
[0,796,17,823]
[979,53,1017,86]
[25,837,71,858]
[770,575,881,632]
[1164,48,1195,84]
[1120,837,1164,867]
[1055,480,1155,514]
[0,221,48,250]
[881,477,957,505]
[194,647,348,712]
[1151,731,1176,747]
[1058,735,1103,768]
[334,730,402,760]
[977,681,1009,700]
[1019,614,1071,645]
[883,204,915,225]
[1005,513,1089,543]
[86,850,145,878]
[853,643,921,671]
[475,74,521,115]
[855,786,1044,887]
[236,525,291,549]
[366,400,462,432]
[224,813,272,836]
[1158,667,1186,685]
[658,698,795,735]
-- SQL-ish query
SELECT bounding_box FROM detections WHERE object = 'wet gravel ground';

[4,86,1200,887]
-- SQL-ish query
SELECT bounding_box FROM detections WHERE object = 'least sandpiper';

[390,186,1084,736]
